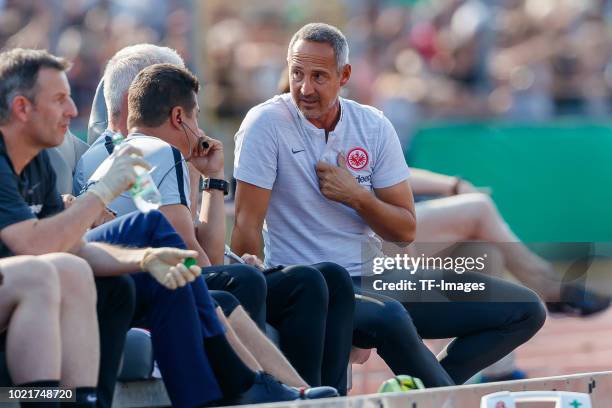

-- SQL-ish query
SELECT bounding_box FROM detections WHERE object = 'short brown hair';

[0,48,71,124]
[127,63,199,128]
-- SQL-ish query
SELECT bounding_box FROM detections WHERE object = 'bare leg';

[41,253,99,387]
[415,193,560,300]
[228,306,308,388]
[215,307,262,372]
[0,256,61,384]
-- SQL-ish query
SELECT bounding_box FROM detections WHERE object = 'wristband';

[88,181,114,205]
[139,248,155,271]
[201,178,229,195]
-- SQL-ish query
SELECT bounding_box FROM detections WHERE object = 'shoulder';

[241,94,294,129]
[127,134,175,157]
[126,135,182,174]
[341,97,386,125]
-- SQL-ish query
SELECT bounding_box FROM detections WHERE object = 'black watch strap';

[201,178,229,195]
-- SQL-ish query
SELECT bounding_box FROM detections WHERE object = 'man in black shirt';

[0,48,202,408]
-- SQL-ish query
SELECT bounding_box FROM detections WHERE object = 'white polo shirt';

[85,132,191,215]
[234,93,410,276]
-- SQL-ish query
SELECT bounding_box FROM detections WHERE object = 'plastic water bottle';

[111,133,161,213]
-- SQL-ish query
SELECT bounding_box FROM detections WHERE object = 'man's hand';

[188,129,224,177]
[316,152,363,205]
[89,144,150,205]
[140,248,201,290]
[451,178,492,196]
[241,253,264,270]
[62,194,76,208]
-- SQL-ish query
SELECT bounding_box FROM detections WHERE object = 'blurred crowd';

[0,0,195,132]
[2,0,612,139]
[204,0,612,144]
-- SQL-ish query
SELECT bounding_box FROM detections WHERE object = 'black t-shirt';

[0,131,64,258]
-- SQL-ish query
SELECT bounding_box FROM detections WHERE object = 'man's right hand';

[241,253,265,270]
[140,247,201,289]
[88,144,150,205]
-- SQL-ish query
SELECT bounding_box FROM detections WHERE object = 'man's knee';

[313,262,354,297]
[468,193,499,219]
[281,265,329,305]
[10,257,61,307]
[41,253,97,304]
[226,264,267,300]
[210,290,241,317]
[515,295,547,334]
[142,210,187,248]
[368,299,419,342]
[126,209,164,226]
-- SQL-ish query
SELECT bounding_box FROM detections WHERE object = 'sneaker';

[546,284,610,317]
[480,369,528,383]
[231,372,338,405]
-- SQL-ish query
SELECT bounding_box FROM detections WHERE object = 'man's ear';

[170,106,183,129]
[11,95,31,122]
[339,64,352,87]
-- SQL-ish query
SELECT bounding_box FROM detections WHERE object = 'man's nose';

[66,96,78,117]
[300,77,314,96]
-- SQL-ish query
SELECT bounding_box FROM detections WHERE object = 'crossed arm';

[2,192,198,290]
[231,173,417,258]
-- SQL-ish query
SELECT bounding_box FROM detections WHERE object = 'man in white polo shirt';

[232,22,547,388]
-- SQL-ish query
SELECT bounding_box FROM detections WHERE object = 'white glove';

[140,248,201,290]
[88,144,150,205]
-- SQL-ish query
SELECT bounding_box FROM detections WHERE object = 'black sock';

[17,380,60,408]
[203,334,256,398]
[60,387,97,408]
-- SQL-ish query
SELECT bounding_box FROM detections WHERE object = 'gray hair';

[287,23,349,71]
[0,48,71,124]
[103,44,184,120]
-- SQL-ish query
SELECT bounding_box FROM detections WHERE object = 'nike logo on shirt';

[291,148,305,154]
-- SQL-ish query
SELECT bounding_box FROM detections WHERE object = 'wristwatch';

[201,177,229,195]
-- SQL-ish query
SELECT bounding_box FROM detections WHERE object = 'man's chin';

[48,129,68,148]
[298,107,321,119]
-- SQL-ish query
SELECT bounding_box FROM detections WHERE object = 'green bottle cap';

[111,133,124,146]
[183,257,197,268]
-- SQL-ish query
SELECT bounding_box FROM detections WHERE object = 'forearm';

[76,242,146,276]
[188,164,201,221]
[196,173,226,265]
[12,193,105,255]
[230,222,262,258]
[409,169,455,196]
[352,190,416,243]
[230,309,308,387]
[184,236,211,267]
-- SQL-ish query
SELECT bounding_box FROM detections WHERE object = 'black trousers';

[353,268,547,387]
[95,276,136,408]
[204,264,267,329]
[266,262,355,395]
